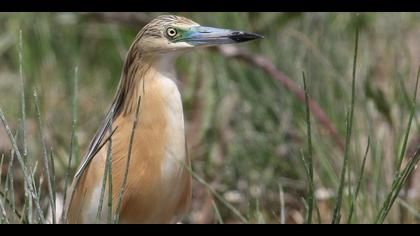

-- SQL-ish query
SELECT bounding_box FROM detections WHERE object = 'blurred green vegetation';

[0,12,419,223]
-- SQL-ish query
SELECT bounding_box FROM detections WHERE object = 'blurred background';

[0,12,419,223]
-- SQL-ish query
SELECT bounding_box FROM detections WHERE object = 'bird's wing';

[73,103,118,181]
[73,69,129,181]
[64,96,123,222]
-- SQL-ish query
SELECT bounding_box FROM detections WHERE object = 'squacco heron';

[65,15,262,224]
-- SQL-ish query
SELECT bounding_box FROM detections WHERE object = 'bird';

[64,14,262,224]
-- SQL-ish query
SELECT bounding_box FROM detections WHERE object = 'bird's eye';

[166,27,177,37]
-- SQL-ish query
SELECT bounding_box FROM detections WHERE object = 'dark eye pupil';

[168,28,176,36]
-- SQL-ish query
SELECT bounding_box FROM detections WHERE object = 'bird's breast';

[155,74,187,185]
[113,71,189,223]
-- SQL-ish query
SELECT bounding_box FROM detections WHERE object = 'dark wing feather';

[73,103,116,180]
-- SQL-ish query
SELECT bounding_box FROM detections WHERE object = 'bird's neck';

[114,53,178,117]
[154,53,178,81]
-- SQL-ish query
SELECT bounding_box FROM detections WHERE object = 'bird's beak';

[184,26,263,46]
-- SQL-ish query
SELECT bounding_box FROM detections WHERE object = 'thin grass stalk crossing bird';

[64,15,262,224]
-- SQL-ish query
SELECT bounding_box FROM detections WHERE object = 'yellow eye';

[166,27,177,37]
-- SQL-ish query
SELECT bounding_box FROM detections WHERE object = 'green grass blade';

[347,137,370,223]
[18,28,30,224]
[397,197,420,220]
[0,193,9,224]
[113,96,141,223]
[302,71,317,224]
[375,66,420,223]
[106,123,114,224]
[96,118,113,224]
[0,154,4,189]
[49,147,57,223]
[395,67,420,171]
[33,89,55,224]
[186,164,248,224]
[332,24,359,224]
[212,200,224,224]
[61,67,79,223]
[18,30,27,159]
[6,149,16,222]
[0,108,45,222]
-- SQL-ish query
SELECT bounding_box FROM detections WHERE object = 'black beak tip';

[228,31,264,43]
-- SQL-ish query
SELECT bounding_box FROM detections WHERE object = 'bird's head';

[135,15,263,55]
